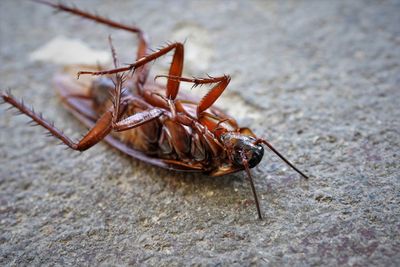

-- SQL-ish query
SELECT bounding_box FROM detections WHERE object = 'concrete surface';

[1,0,399,266]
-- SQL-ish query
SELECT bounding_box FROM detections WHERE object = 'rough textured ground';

[1,0,399,266]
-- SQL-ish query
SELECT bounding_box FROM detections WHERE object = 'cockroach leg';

[1,91,162,151]
[165,47,184,101]
[113,108,164,132]
[106,52,165,131]
[35,0,149,59]
[190,75,230,116]
[78,42,185,99]
[111,73,124,123]
[155,74,227,86]
[256,138,310,179]
[212,119,230,133]
[2,91,113,151]
[108,35,119,69]
[154,74,231,117]
[35,0,150,86]
[61,94,93,100]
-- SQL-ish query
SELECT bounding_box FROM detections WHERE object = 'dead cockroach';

[1,1,310,219]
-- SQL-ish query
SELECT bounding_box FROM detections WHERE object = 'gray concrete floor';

[1,0,399,266]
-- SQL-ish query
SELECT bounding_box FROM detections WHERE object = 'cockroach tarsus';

[1,1,311,220]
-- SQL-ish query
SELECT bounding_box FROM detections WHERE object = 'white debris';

[29,36,111,65]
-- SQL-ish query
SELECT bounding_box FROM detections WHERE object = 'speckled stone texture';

[1,0,399,266]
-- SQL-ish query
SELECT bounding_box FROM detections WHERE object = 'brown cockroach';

[1,1,310,219]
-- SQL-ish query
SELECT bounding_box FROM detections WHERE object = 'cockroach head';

[221,132,264,168]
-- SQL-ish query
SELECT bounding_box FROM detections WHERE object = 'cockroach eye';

[246,144,264,168]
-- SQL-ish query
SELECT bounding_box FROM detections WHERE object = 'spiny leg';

[113,108,164,131]
[2,91,113,151]
[154,74,231,117]
[35,0,149,58]
[108,35,124,125]
[3,37,159,149]
[107,37,166,131]
[1,91,163,151]
[78,42,185,100]
[35,0,150,85]
[256,138,310,179]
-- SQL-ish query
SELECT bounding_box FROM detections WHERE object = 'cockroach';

[1,1,310,219]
